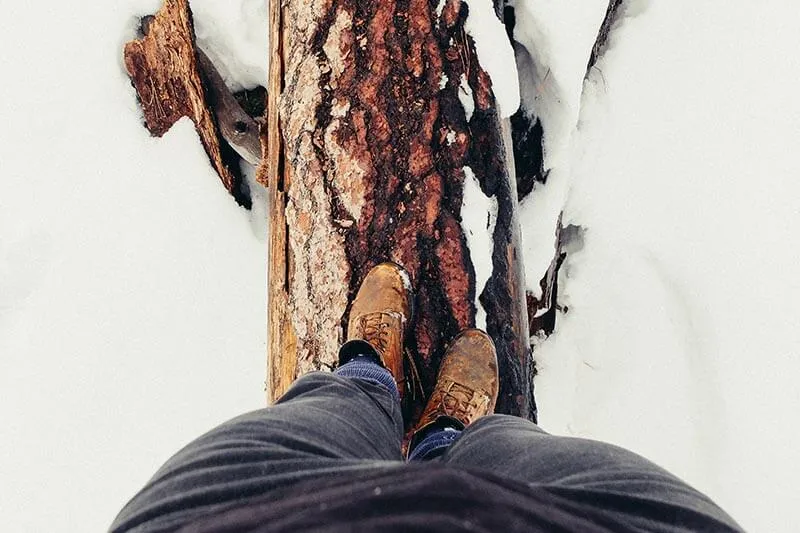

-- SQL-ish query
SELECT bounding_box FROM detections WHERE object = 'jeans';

[110,368,740,532]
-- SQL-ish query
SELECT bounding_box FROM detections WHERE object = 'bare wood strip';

[262,0,297,403]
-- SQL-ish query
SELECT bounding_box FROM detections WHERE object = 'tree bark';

[124,1,235,193]
[263,0,536,424]
[123,0,260,207]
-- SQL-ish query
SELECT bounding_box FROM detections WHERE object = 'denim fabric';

[110,372,742,533]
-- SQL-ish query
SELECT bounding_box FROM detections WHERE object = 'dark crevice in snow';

[510,109,547,199]
[504,6,549,202]
[233,86,267,118]
[218,137,252,209]
[502,3,515,42]
[527,218,574,339]
[528,252,565,338]
[528,224,584,336]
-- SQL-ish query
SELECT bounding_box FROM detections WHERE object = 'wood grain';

[123,0,237,195]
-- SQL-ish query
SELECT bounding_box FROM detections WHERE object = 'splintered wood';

[123,0,236,193]
[261,0,296,400]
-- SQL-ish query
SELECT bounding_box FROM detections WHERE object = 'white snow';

[0,1,268,532]
[439,72,449,90]
[3,0,800,532]
[516,1,800,532]
[458,73,475,122]
[511,0,610,156]
[192,0,269,91]
[462,0,520,117]
[436,0,447,19]
[512,0,611,298]
[460,167,498,331]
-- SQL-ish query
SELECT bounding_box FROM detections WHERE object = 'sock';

[335,355,400,403]
[408,424,462,461]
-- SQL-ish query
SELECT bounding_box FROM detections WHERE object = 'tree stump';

[263,0,536,425]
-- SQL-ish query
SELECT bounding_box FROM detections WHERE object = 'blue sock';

[408,426,462,461]
[335,355,400,404]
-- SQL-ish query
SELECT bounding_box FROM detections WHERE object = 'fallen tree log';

[263,0,536,424]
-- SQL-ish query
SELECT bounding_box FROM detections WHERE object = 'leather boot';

[411,329,499,439]
[340,262,412,399]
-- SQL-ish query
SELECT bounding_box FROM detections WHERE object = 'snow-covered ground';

[1,0,798,531]
[519,2,800,532]
[0,1,268,531]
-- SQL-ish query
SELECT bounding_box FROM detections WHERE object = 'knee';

[275,371,345,403]
[467,414,549,436]
[448,414,550,457]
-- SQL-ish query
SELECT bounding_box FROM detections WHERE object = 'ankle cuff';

[338,339,382,366]
[408,426,462,461]
[409,415,465,452]
[335,358,400,403]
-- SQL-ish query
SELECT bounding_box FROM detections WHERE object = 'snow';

[516,1,800,531]
[458,73,475,122]
[192,0,269,91]
[3,0,800,531]
[462,0,520,117]
[436,0,447,19]
[511,0,610,150]
[460,167,498,331]
[0,1,267,531]
[512,0,611,298]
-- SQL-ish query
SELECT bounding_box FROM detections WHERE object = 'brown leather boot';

[340,262,412,399]
[410,329,499,440]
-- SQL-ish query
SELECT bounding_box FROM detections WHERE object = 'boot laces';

[417,379,490,428]
[358,313,394,353]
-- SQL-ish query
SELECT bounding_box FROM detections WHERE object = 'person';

[110,263,743,532]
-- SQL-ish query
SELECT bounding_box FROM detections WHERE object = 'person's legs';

[405,324,740,529]
[110,365,403,533]
[441,415,678,489]
[439,414,740,528]
[111,262,414,533]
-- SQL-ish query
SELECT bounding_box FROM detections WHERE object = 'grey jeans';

[110,372,740,532]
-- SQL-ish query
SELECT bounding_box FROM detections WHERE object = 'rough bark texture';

[265,0,536,423]
[123,0,244,199]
